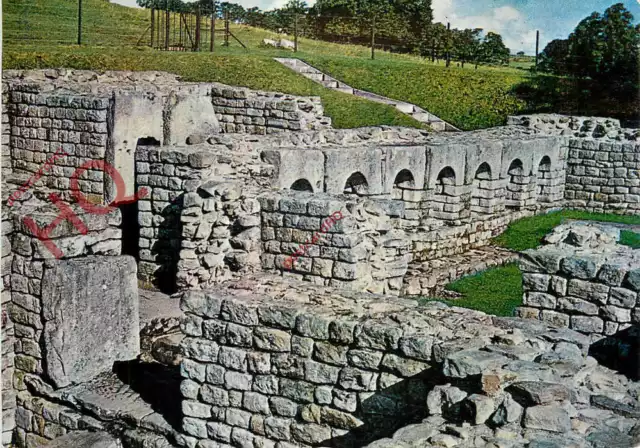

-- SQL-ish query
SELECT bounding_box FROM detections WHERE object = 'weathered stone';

[508,382,570,406]
[41,256,139,388]
[42,431,119,448]
[523,405,571,433]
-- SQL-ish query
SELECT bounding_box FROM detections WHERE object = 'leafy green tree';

[220,2,245,21]
[540,3,639,84]
[453,28,482,68]
[480,32,510,65]
[538,39,570,74]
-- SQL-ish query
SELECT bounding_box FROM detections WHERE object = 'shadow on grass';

[511,72,639,125]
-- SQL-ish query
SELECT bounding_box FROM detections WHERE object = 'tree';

[538,39,570,74]
[540,3,639,84]
[453,28,482,68]
[220,2,245,21]
[480,32,510,65]
[283,0,308,14]
[516,51,525,56]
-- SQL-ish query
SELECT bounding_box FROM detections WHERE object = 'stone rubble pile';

[508,114,640,141]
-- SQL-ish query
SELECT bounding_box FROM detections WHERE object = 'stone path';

[274,58,460,132]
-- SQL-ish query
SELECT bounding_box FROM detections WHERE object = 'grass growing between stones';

[492,210,640,251]
[419,263,523,317]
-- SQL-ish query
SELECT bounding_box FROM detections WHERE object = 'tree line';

[136,0,512,66]
[538,3,639,86]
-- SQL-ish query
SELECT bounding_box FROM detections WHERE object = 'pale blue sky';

[110,0,640,54]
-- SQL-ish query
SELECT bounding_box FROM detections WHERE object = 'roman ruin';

[1,70,639,448]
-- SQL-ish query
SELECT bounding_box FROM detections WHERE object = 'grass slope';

[3,0,534,131]
[302,55,529,130]
[3,0,422,129]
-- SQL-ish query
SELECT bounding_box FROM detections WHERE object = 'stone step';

[320,80,339,88]
[273,57,460,132]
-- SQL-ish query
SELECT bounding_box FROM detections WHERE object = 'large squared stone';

[42,256,139,388]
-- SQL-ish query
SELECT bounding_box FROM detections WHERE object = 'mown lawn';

[303,55,529,130]
[420,264,523,317]
[492,210,640,251]
[621,230,640,249]
[423,210,640,316]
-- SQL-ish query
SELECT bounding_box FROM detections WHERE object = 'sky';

[110,0,640,54]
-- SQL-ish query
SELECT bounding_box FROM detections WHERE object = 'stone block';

[41,256,139,388]
[165,93,220,146]
[570,315,604,334]
[262,149,325,192]
[523,405,570,433]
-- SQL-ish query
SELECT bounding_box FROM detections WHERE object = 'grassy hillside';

[303,55,527,130]
[3,0,536,130]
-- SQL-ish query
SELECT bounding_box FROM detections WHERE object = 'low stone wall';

[516,223,640,335]
[259,191,411,294]
[564,138,640,215]
[178,275,640,448]
[6,86,109,204]
[211,85,329,134]
[177,283,445,447]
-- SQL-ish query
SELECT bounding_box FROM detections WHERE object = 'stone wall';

[9,203,122,390]
[211,85,329,134]
[177,178,263,291]
[516,223,640,335]
[178,275,640,448]
[7,86,110,204]
[2,83,11,178]
[177,285,443,447]
[136,145,223,290]
[2,202,15,446]
[564,138,640,214]
[259,191,411,294]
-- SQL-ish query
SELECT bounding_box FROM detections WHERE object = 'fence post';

[294,14,298,52]
[150,8,155,48]
[535,30,539,70]
[210,0,216,52]
[446,22,451,67]
[224,11,229,46]
[195,5,201,51]
[370,15,376,60]
[165,1,170,50]
[77,0,82,45]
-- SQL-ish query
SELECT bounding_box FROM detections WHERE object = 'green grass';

[422,211,639,317]
[3,0,423,130]
[621,230,640,249]
[302,55,529,130]
[2,0,533,131]
[420,264,523,317]
[492,210,640,251]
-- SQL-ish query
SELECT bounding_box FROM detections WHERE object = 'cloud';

[434,2,537,54]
